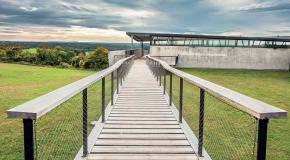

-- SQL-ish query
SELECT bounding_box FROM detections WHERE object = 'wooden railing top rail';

[7,55,135,120]
[147,55,287,119]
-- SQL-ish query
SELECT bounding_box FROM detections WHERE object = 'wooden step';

[101,128,183,134]
[94,139,190,146]
[88,154,197,160]
[98,134,186,140]
[91,146,195,154]
[103,124,181,129]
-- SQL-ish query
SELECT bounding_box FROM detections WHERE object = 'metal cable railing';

[146,55,287,160]
[6,54,135,160]
[203,93,258,160]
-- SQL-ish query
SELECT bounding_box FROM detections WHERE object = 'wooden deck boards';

[88,59,197,160]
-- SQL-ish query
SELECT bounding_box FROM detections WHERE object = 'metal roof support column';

[141,40,144,57]
[131,35,133,50]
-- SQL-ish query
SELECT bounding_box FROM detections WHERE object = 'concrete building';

[125,32,290,70]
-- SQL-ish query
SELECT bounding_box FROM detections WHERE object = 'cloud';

[0,25,131,42]
[239,2,290,12]
[0,0,289,42]
[20,6,38,12]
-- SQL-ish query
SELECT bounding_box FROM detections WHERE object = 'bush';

[59,62,72,68]
[0,49,6,61]
[6,47,22,61]
[83,47,108,69]
[35,47,77,66]
[0,45,109,70]
[57,50,75,64]
[36,48,57,65]
[71,55,86,68]
[21,51,37,63]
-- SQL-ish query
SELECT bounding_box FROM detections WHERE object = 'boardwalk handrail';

[6,54,135,160]
[147,55,287,119]
[146,55,287,160]
[7,55,135,120]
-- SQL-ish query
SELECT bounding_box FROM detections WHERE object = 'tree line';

[0,45,109,69]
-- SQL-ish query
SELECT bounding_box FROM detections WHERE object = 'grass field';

[23,48,37,54]
[167,68,289,159]
[0,63,96,159]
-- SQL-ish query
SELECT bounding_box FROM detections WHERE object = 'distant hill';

[0,41,149,52]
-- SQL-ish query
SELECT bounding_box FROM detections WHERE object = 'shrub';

[6,47,22,61]
[20,51,37,63]
[0,45,109,70]
[56,50,75,64]
[83,47,109,69]
[36,48,59,65]
[71,55,86,68]
[0,49,6,61]
[35,47,76,66]
[59,62,72,68]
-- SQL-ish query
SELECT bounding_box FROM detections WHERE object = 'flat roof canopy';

[126,32,290,42]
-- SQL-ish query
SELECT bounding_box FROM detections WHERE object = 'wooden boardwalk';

[87,59,197,160]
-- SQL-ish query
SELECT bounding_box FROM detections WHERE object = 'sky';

[0,0,289,42]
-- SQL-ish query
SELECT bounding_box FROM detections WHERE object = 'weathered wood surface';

[147,56,287,119]
[7,56,134,119]
[88,59,197,160]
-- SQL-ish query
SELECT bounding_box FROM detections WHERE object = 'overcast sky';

[0,0,289,42]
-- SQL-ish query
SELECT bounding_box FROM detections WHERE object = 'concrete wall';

[109,50,126,66]
[150,46,290,70]
[109,49,142,66]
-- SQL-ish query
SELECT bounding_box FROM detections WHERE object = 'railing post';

[111,72,114,105]
[159,65,162,86]
[169,72,173,106]
[163,69,166,94]
[198,88,205,157]
[155,62,157,78]
[257,119,269,160]
[117,69,119,94]
[179,77,183,123]
[155,62,158,80]
[82,88,88,157]
[102,77,105,123]
[23,119,34,160]
[120,65,123,86]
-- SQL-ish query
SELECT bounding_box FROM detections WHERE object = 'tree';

[83,47,109,69]
[0,49,6,61]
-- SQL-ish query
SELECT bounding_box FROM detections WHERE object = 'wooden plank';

[110,111,172,114]
[101,129,183,134]
[117,97,165,99]
[105,120,178,125]
[103,124,181,129]
[99,134,186,139]
[109,114,174,117]
[114,104,169,107]
[112,109,171,112]
[91,146,194,154]
[113,107,169,109]
[94,139,190,146]
[117,99,167,102]
[108,117,176,121]
[118,93,163,95]
[116,102,168,104]
[88,154,197,160]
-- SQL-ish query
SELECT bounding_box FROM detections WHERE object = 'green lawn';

[0,63,100,159]
[23,48,37,54]
[166,68,289,160]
